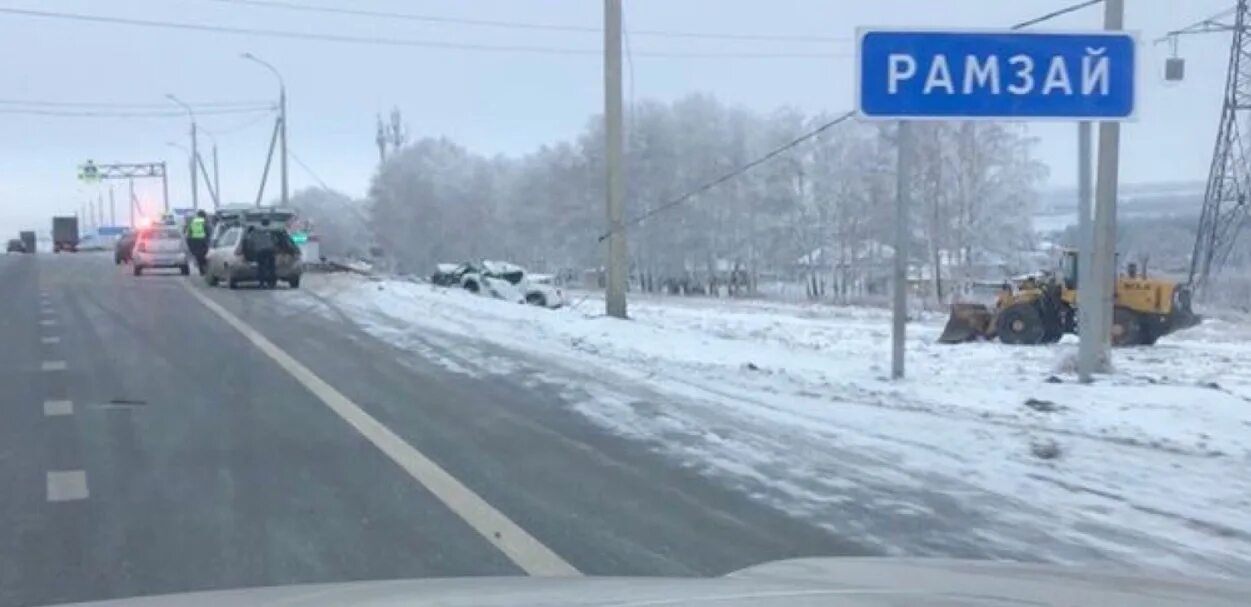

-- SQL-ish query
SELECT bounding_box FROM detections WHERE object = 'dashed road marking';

[39,319,57,327]
[41,337,60,344]
[41,361,67,371]
[46,470,88,502]
[181,282,581,577]
[43,400,74,416]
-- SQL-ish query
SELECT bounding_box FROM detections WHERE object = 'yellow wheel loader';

[939,250,1199,347]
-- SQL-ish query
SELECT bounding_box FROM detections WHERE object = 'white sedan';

[432,260,564,308]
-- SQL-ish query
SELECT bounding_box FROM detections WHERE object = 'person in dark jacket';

[246,219,278,288]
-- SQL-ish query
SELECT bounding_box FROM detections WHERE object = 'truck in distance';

[52,216,79,252]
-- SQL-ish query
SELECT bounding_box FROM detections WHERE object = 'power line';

[200,110,276,135]
[205,0,848,44]
[601,0,1107,239]
[602,111,856,241]
[289,149,330,190]
[1153,6,1239,44]
[1009,0,1102,29]
[0,7,843,59]
[0,106,275,118]
[0,98,272,109]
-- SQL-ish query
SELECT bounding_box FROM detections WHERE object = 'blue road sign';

[857,30,1136,120]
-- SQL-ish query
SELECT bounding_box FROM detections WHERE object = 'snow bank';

[295,275,1251,578]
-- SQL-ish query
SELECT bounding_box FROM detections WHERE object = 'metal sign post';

[891,122,912,379]
[857,28,1136,380]
[1076,121,1099,382]
[77,161,171,218]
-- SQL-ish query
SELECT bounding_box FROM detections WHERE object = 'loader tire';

[997,303,1046,345]
[1111,307,1142,347]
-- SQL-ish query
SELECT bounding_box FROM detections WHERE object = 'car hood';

[51,558,1251,606]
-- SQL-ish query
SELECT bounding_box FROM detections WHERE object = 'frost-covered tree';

[287,187,371,259]
[364,94,1047,301]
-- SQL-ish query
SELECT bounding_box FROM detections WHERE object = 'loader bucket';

[938,303,995,344]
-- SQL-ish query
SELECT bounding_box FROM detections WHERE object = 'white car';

[432,260,564,308]
[131,227,190,276]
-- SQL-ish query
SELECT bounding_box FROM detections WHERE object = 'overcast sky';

[0,0,1234,236]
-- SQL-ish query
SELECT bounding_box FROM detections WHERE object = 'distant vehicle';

[432,260,564,308]
[19,231,35,253]
[51,216,79,252]
[203,224,303,289]
[76,233,112,252]
[114,229,139,264]
[6,239,23,253]
[131,227,190,276]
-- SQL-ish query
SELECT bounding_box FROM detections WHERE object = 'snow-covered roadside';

[293,275,1251,578]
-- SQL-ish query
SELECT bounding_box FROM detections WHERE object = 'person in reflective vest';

[185,211,210,274]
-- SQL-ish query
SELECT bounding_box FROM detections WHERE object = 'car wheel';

[133,265,142,276]
[179,264,190,276]
[463,280,480,294]
[525,292,546,307]
[206,271,219,287]
[288,275,301,289]
[228,276,239,289]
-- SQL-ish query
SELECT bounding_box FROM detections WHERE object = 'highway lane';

[1,252,872,606]
[1,253,517,607]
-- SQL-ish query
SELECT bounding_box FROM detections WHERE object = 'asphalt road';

[0,252,874,607]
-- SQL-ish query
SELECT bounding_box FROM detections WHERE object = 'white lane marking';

[41,361,67,371]
[41,337,60,344]
[47,470,88,502]
[39,319,57,327]
[44,400,74,416]
[181,283,580,577]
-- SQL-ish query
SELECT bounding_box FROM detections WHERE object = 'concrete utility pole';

[160,161,170,213]
[243,53,289,207]
[167,94,199,210]
[1090,0,1125,372]
[109,187,116,226]
[891,121,912,380]
[212,144,221,210]
[127,179,135,228]
[603,0,628,319]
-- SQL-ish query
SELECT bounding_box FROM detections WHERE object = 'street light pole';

[166,94,199,211]
[243,53,288,207]
[192,128,223,209]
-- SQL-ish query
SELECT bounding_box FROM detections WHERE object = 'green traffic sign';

[78,160,100,182]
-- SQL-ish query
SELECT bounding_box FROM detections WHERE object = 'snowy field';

[292,274,1251,579]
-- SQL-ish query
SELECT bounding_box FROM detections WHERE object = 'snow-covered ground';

[293,274,1251,579]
